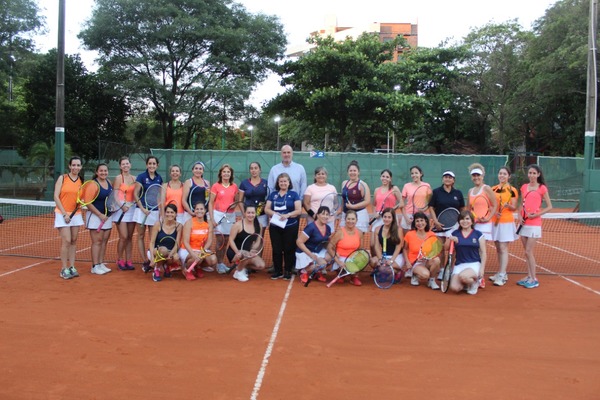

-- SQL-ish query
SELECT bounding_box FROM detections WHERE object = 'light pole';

[392,84,401,153]
[248,125,254,150]
[274,116,281,150]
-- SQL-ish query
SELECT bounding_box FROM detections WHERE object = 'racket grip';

[187,261,198,274]
[96,219,106,232]
[516,224,523,235]
[68,206,78,220]
[326,276,340,288]
[368,216,376,225]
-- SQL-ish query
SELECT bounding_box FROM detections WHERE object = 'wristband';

[307,210,315,218]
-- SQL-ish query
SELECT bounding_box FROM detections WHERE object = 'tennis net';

[0,197,599,277]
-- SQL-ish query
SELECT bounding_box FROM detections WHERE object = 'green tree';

[522,0,593,156]
[79,0,286,149]
[20,50,129,160]
[268,33,428,151]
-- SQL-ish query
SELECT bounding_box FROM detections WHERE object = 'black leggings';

[269,224,300,275]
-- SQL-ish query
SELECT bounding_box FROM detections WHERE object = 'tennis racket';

[493,185,516,226]
[433,207,460,232]
[214,230,227,251]
[215,201,243,228]
[369,189,402,225]
[186,248,214,273]
[373,257,395,289]
[415,236,443,263]
[440,240,455,293]
[141,184,164,225]
[471,195,492,223]
[188,182,209,211]
[516,189,542,235]
[326,249,370,287]
[255,185,271,216]
[69,180,100,219]
[97,189,126,231]
[411,184,432,214]
[152,236,177,265]
[226,233,264,274]
[304,240,331,287]
[116,183,139,224]
[319,192,342,216]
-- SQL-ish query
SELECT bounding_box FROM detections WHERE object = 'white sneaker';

[405,269,413,278]
[202,266,215,272]
[466,281,479,295]
[99,263,112,274]
[437,270,444,280]
[233,269,249,282]
[91,264,108,275]
[428,278,440,290]
[410,275,420,286]
[493,273,508,286]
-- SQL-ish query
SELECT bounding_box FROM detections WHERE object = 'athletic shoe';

[91,264,108,275]
[169,263,181,272]
[141,261,152,273]
[523,279,540,289]
[68,266,79,278]
[60,267,73,280]
[267,265,275,274]
[152,269,162,282]
[394,271,404,284]
[125,260,135,270]
[300,272,308,284]
[163,265,172,278]
[233,269,249,282]
[427,278,440,290]
[493,273,508,286]
[479,278,486,289]
[350,276,362,286]
[216,263,229,274]
[410,275,420,286]
[117,259,127,271]
[194,269,205,279]
[466,281,479,295]
[99,263,112,274]
[283,274,292,280]
[516,277,531,286]
[202,266,215,272]
[437,270,444,280]
[316,272,327,282]
[270,273,284,280]
[183,270,196,281]
[404,269,413,278]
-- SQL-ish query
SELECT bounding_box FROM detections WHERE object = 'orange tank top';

[336,228,361,257]
[165,182,184,213]
[55,174,82,214]
[186,219,209,250]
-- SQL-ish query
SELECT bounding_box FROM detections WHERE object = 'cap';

[470,168,483,175]
[442,170,455,178]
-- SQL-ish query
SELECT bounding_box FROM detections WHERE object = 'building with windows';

[286,15,418,60]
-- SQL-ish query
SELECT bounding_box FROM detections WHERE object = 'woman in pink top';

[517,164,552,289]
[113,156,137,271]
[303,166,338,230]
[209,164,239,273]
[401,165,431,234]
[162,164,185,224]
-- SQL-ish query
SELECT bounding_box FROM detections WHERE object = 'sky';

[34,0,559,105]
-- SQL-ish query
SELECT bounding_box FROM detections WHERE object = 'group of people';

[53,145,552,292]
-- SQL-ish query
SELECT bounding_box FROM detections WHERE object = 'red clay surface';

[1,257,599,400]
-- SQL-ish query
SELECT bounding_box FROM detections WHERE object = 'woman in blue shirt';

[448,210,487,295]
[264,172,302,280]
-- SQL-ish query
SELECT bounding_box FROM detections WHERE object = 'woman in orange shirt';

[402,212,441,290]
[112,156,137,271]
[328,210,364,286]
[162,164,185,224]
[53,156,84,280]
[179,202,217,280]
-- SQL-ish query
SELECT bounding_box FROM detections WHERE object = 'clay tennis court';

[1,251,599,399]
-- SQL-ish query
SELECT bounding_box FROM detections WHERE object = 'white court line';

[250,277,295,400]
[0,259,51,277]
[506,250,600,296]
[537,241,600,265]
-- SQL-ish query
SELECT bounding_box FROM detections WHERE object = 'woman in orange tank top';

[180,202,217,280]
[53,156,84,280]
[162,165,184,224]
[328,210,364,286]
[113,156,137,270]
